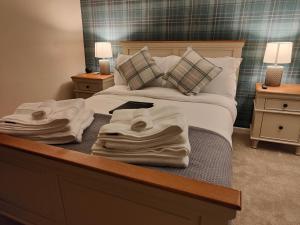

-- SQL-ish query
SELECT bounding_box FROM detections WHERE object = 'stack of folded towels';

[0,99,94,144]
[92,106,191,168]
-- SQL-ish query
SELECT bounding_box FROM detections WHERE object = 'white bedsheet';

[85,85,237,145]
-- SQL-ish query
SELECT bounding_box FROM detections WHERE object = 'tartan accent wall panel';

[80,0,300,127]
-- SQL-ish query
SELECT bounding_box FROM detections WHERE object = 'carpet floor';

[1,132,299,225]
[232,132,300,225]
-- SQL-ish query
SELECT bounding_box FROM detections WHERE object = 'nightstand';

[71,73,114,99]
[250,83,300,155]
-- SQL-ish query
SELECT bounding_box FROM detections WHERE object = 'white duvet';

[85,85,237,145]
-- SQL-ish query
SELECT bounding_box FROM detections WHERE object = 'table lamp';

[263,42,293,87]
[95,42,113,75]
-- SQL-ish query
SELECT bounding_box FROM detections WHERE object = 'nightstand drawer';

[103,77,114,89]
[265,98,300,112]
[77,82,101,92]
[260,113,300,142]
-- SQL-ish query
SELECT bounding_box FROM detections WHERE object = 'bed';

[0,41,245,225]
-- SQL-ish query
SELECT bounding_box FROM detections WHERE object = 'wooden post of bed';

[0,40,244,225]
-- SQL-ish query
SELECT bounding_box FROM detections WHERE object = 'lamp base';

[99,59,110,75]
[264,65,283,87]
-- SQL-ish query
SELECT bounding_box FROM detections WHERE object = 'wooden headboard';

[120,41,245,79]
[121,41,245,58]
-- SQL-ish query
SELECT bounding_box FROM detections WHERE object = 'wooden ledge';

[0,133,241,210]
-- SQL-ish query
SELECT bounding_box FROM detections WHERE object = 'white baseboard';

[233,126,250,134]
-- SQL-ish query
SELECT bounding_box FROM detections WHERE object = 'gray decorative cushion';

[117,47,163,90]
[164,47,223,95]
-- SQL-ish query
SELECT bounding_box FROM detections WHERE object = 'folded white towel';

[92,127,190,165]
[91,106,190,168]
[0,98,84,126]
[94,126,189,151]
[102,106,186,139]
[29,106,94,144]
[0,99,95,144]
[130,108,153,132]
[0,123,70,135]
[92,153,189,168]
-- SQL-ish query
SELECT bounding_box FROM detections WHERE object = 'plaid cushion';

[164,47,223,95]
[117,47,163,90]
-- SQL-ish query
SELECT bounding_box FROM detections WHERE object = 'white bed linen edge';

[86,85,237,145]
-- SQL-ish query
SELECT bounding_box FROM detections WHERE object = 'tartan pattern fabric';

[80,0,300,128]
[117,47,163,90]
[165,48,222,95]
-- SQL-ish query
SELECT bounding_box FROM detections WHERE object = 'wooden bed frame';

[0,41,245,225]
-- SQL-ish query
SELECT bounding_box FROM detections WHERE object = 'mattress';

[86,85,237,145]
[62,85,237,187]
[58,113,232,187]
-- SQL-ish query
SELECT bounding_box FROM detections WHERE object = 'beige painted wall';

[0,0,85,116]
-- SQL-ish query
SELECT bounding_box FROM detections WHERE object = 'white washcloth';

[130,108,153,131]
[92,106,190,167]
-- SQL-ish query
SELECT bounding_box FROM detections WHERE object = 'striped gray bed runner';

[57,114,232,187]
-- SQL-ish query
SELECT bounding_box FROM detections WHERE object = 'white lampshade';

[95,42,112,58]
[263,42,293,64]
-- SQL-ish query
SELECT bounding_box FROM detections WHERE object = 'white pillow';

[152,55,181,73]
[201,57,242,98]
[113,54,129,85]
[114,54,181,87]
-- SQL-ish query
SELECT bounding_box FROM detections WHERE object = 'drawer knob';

[283,103,288,108]
[86,85,90,89]
[278,125,284,130]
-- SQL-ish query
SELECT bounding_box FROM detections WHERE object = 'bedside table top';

[71,73,113,80]
[256,83,300,96]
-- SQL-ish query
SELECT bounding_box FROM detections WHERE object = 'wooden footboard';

[0,134,241,225]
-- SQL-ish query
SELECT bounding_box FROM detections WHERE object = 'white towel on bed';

[92,106,190,167]
[0,99,94,144]
[103,106,185,138]
[93,154,190,168]
[0,99,84,126]
[28,106,94,144]
[92,130,190,167]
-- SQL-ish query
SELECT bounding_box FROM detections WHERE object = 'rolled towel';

[130,108,153,131]
[31,100,55,120]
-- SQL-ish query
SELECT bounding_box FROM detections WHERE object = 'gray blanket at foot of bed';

[57,114,232,187]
